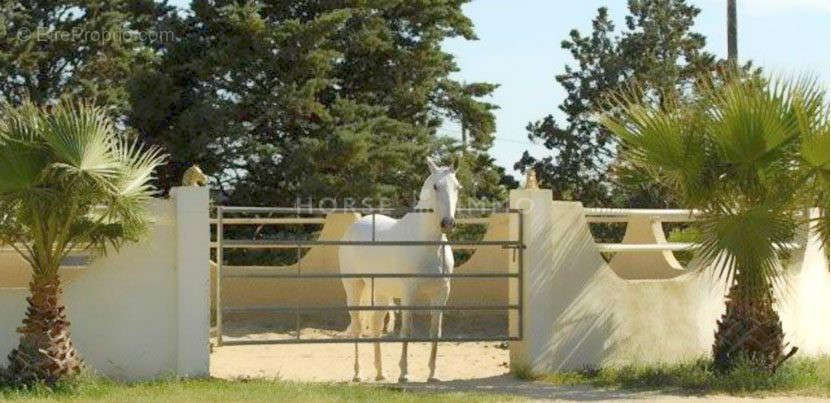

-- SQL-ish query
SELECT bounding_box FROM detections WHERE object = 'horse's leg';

[384,309,395,333]
[385,298,399,334]
[428,281,450,382]
[343,279,364,336]
[343,279,365,381]
[370,309,386,381]
[398,292,414,383]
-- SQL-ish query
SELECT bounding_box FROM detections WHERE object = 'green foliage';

[538,355,829,397]
[0,100,165,274]
[516,0,741,208]
[666,226,699,266]
[604,73,828,371]
[0,0,173,109]
[128,0,513,206]
[603,74,829,297]
[510,363,540,381]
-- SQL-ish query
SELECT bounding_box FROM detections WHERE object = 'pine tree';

[515,0,722,207]
[128,0,513,206]
[0,0,172,109]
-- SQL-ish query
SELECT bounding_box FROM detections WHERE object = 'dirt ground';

[211,338,510,383]
[210,316,824,402]
[211,312,511,382]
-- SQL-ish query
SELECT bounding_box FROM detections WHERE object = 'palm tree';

[602,74,829,371]
[0,101,165,384]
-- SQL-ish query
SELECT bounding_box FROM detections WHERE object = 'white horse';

[338,157,460,383]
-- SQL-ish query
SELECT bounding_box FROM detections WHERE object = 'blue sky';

[441,0,830,174]
[169,0,830,175]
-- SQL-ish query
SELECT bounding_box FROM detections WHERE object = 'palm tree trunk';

[7,272,82,384]
[712,271,790,372]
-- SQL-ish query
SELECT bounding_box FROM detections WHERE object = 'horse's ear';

[426,157,439,173]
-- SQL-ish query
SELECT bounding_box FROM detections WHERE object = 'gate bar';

[221,336,521,346]
[223,304,520,313]
[222,272,519,279]
[210,243,510,250]
[220,239,521,248]
[208,217,493,225]
[295,233,302,340]
[518,210,524,341]
[216,206,521,214]
[215,206,224,347]
[220,207,433,214]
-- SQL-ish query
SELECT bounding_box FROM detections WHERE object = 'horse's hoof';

[427,377,439,383]
[375,375,386,381]
[352,376,361,382]
[397,376,408,383]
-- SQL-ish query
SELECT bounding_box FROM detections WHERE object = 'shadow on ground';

[391,374,658,401]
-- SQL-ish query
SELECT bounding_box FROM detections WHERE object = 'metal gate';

[212,206,523,346]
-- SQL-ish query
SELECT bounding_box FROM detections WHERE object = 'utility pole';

[727,0,737,62]
[460,117,468,153]
[460,79,469,154]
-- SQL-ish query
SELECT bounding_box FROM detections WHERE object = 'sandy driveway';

[210,339,822,402]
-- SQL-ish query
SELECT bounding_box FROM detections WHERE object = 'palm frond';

[696,203,797,297]
[0,100,166,268]
[0,101,42,143]
[602,72,828,290]
[0,139,49,194]
[40,101,120,189]
[601,91,714,207]
[112,135,167,200]
[93,136,168,247]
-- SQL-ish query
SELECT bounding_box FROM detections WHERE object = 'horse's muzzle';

[440,217,455,233]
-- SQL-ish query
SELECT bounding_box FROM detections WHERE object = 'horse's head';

[424,157,462,233]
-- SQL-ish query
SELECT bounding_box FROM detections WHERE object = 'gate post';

[508,187,553,373]
[170,186,210,376]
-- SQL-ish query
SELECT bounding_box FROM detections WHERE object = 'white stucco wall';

[0,187,209,380]
[510,190,831,372]
[2,185,825,378]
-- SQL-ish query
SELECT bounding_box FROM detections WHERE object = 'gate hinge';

[500,244,526,250]
[501,244,525,263]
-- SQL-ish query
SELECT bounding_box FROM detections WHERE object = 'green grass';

[0,376,521,402]
[2,357,827,401]
[534,355,830,397]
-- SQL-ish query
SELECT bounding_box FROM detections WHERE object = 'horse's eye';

[433,184,438,190]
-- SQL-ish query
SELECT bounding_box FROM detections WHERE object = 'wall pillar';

[170,186,210,376]
[508,188,554,371]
